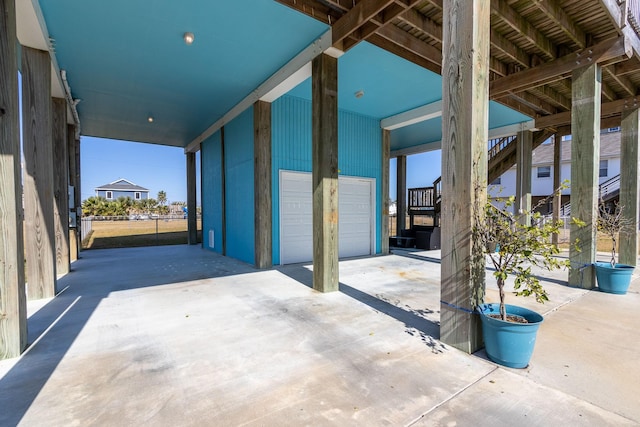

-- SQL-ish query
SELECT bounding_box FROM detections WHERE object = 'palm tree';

[157,190,167,207]
[82,196,107,216]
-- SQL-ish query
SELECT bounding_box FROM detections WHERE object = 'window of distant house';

[106,191,113,199]
[135,192,141,200]
[600,160,608,177]
[561,134,572,142]
[490,177,501,185]
[537,166,551,178]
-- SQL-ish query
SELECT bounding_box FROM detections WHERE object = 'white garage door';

[279,171,375,265]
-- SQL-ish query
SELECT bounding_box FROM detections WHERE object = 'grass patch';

[83,219,202,249]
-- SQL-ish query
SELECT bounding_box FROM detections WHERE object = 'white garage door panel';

[280,171,374,264]
[280,172,313,264]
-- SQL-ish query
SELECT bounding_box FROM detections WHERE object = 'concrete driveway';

[0,245,638,426]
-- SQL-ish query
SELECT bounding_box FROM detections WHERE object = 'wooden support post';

[221,127,227,256]
[187,150,198,245]
[382,129,390,254]
[52,98,70,276]
[312,53,339,293]
[0,0,27,359]
[22,46,57,299]
[552,133,562,246]
[441,0,490,353]
[569,64,601,288]
[67,125,78,262]
[396,155,407,236]
[619,108,640,266]
[74,134,81,252]
[254,100,272,268]
[515,130,532,225]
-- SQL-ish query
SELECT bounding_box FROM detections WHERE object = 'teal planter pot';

[478,303,544,369]
[594,262,634,295]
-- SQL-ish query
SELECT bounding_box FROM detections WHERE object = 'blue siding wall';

[201,130,223,253]
[271,95,382,264]
[97,190,148,200]
[224,107,255,264]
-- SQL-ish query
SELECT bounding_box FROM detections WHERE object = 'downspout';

[60,69,81,138]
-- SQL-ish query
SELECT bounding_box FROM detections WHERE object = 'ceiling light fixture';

[355,90,364,99]
[148,116,154,123]
[183,32,195,45]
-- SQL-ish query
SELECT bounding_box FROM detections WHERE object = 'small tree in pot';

[594,202,635,294]
[474,194,572,321]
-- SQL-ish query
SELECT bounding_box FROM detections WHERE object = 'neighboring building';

[489,128,622,212]
[95,179,149,201]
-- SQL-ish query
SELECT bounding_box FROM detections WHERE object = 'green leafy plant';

[473,187,580,321]
[597,202,634,268]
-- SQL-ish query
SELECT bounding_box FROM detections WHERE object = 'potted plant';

[473,192,575,368]
[594,202,635,294]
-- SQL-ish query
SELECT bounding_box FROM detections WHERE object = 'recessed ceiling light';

[148,116,154,123]
[183,32,195,45]
[355,90,364,99]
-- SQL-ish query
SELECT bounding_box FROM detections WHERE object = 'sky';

[389,150,442,201]
[81,137,200,205]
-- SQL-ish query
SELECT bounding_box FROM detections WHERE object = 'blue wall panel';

[224,107,255,264]
[272,95,382,264]
[201,130,223,253]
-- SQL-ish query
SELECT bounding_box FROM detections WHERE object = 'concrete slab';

[0,245,638,425]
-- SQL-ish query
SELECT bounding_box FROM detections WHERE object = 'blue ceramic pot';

[478,303,543,369]
[594,262,634,295]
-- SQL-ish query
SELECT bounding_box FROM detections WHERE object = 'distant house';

[95,179,149,201]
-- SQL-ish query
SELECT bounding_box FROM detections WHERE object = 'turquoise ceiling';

[39,0,328,146]
[38,1,531,149]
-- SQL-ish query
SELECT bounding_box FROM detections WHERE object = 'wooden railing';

[488,135,517,162]
[408,186,435,210]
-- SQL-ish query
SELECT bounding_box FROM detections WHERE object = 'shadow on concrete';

[277,264,442,351]
[0,245,254,426]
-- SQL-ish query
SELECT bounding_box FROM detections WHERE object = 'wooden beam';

[605,66,636,96]
[253,100,272,268]
[489,0,556,60]
[374,25,442,70]
[396,155,407,236]
[552,134,561,246]
[515,130,533,225]
[440,0,489,354]
[569,64,601,288]
[22,46,57,300]
[332,0,395,45]
[52,97,69,276]
[531,0,586,49]
[535,95,640,128]
[367,33,441,75]
[312,53,339,293]
[382,129,390,254]
[491,28,530,68]
[0,0,27,359]
[490,37,631,98]
[615,57,640,75]
[187,151,198,245]
[398,8,441,41]
[67,124,79,262]
[619,108,640,266]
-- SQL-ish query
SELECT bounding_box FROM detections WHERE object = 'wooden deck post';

[312,52,339,293]
[22,46,57,299]
[52,98,70,276]
[619,107,640,266]
[441,0,490,353]
[221,127,227,256]
[552,133,562,246]
[516,130,532,225]
[396,155,407,236]
[0,0,27,359]
[73,133,82,253]
[382,129,390,254]
[569,64,601,288]
[254,100,272,268]
[187,150,198,245]
[68,125,79,262]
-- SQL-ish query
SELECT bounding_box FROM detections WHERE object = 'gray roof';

[95,179,149,192]
[531,130,620,167]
